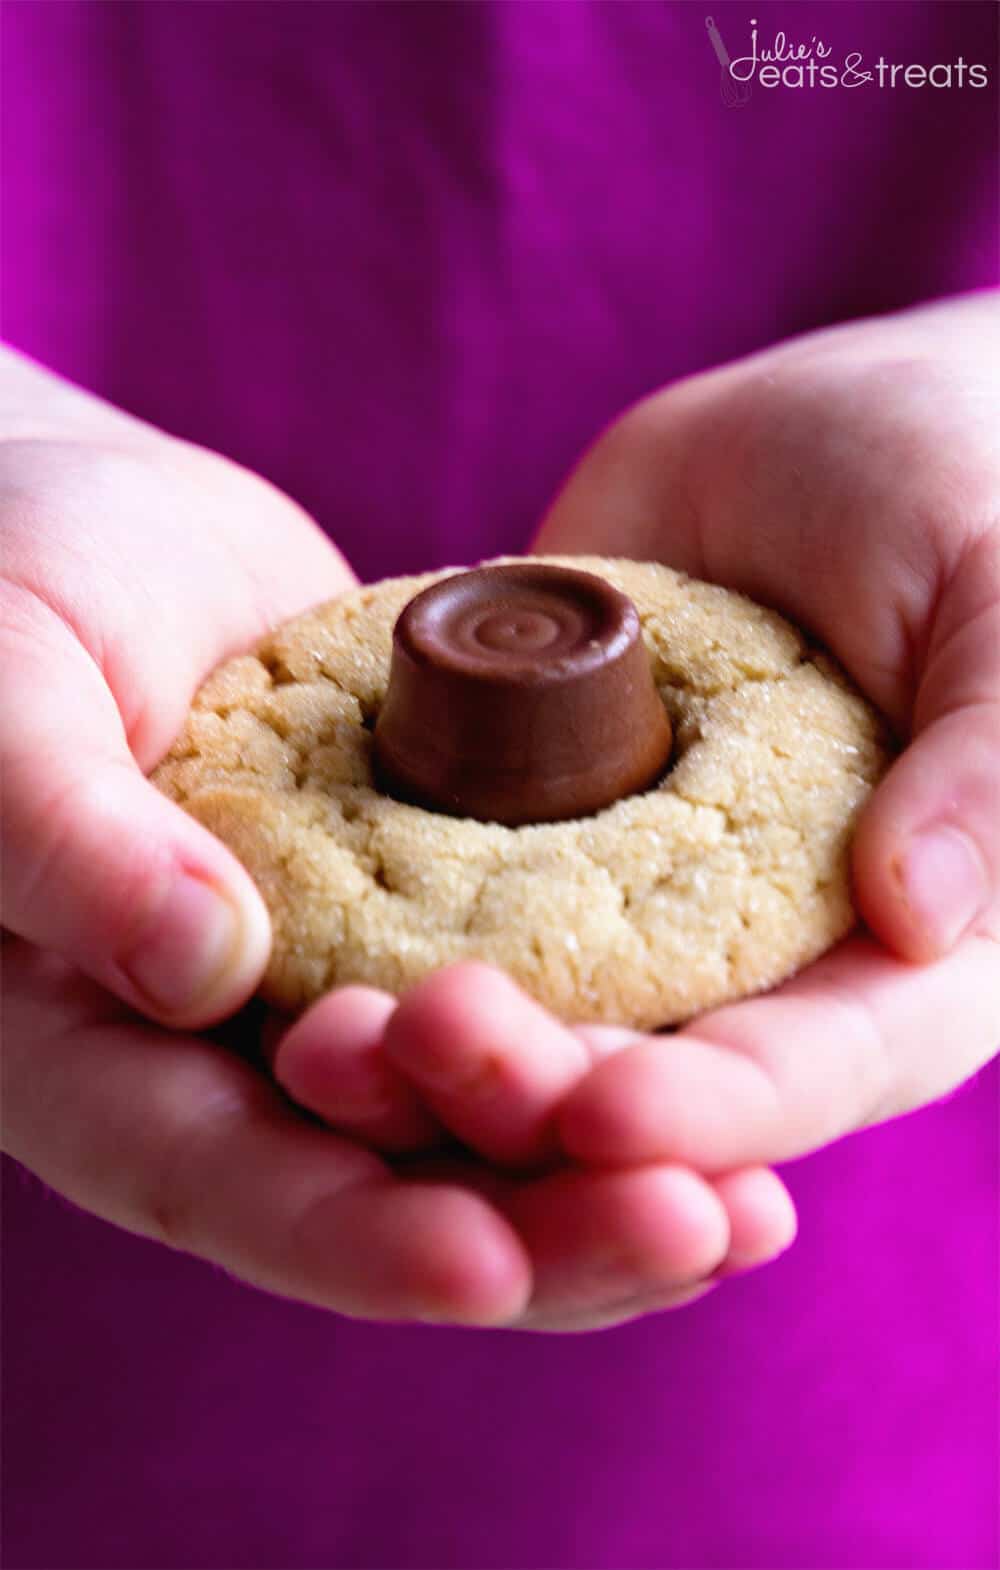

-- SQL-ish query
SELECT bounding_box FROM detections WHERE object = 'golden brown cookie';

[153,557,891,1028]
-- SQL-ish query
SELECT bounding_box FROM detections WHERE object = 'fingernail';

[122,868,257,1020]
[899,825,989,955]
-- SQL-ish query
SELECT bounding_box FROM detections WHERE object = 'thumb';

[1,604,271,1028]
[853,529,1000,962]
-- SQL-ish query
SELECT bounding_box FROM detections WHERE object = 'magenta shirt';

[2,4,998,1567]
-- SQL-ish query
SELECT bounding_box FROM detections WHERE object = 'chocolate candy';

[372,562,672,825]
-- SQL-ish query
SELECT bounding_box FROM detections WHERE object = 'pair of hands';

[2,293,998,1331]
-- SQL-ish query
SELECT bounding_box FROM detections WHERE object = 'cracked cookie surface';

[153,556,891,1027]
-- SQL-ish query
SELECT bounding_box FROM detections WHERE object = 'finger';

[519,1164,797,1331]
[0,591,272,1028]
[557,930,1000,1171]
[498,1164,730,1326]
[394,1145,797,1328]
[710,1166,798,1277]
[1,940,532,1326]
[382,963,593,1166]
[854,528,1000,962]
[271,986,442,1153]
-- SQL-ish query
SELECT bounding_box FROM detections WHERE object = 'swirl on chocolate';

[405,565,633,679]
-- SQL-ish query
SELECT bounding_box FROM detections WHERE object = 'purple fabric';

[2,3,998,1566]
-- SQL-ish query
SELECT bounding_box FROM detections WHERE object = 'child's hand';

[525,291,999,1173]
[1,350,795,1330]
[4,941,797,1331]
[0,346,356,1027]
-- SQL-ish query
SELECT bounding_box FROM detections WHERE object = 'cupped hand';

[0,346,356,1027]
[528,291,999,1171]
[1,349,795,1331]
[3,938,797,1331]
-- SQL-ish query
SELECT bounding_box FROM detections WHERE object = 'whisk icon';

[705,16,752,109]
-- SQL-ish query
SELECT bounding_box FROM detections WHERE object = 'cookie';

[153,556,891,1028]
